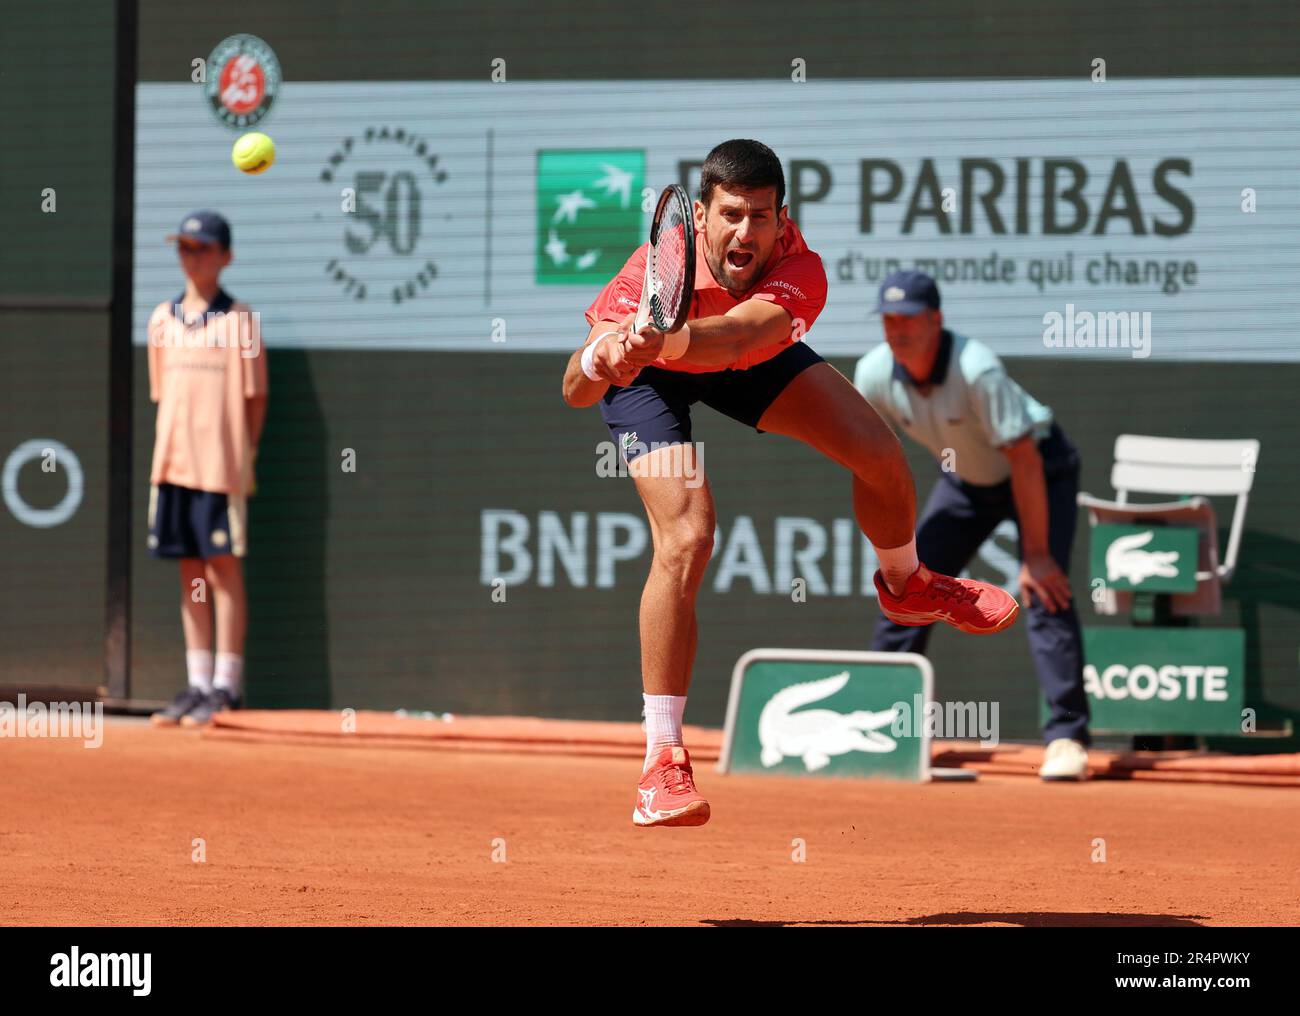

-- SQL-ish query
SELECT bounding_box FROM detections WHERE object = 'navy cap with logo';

[874,269,940,315]
[166,210,231,249]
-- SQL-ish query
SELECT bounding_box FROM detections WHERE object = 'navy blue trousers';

[871,424,1091,746]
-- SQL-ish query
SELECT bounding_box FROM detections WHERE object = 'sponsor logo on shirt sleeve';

[760,278,808,301]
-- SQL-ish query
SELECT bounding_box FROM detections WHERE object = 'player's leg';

[755,359,914,547]
[149,483,214,725]
[206,554,247,675]
[153,558,216,726]
[182,492,247,725]
[753,355,1018,634]
[704,348,914,564]
[600,368,712,827]
[872,474,1006,654]
[626,449,714,826]
[207,558,245,655]
[178,556,213,652]
[630,448,715,699]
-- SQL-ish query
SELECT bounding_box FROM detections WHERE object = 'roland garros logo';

[204,33,281,129]
[319,126,449,304]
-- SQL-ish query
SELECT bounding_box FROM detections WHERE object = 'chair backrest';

[1110,435,1259,582]
[1111,435,1259,499]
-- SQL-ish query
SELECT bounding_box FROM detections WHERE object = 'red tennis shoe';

[633,746,711,828]
[874,563,1019,635]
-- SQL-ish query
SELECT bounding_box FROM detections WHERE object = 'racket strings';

[651,207,689,328]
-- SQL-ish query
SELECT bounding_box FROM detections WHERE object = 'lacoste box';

[720,649,935,782]
[1063,627,1247,735]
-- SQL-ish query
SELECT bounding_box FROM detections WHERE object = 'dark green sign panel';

[721,650,932,781]
[1090,524,1199,593]
[535,149,645,285]
[1067,627,1247,735]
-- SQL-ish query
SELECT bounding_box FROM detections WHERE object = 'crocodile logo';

[758,671,901,772]
[1106,530,1181,585]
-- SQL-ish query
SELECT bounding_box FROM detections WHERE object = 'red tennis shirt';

[584,219,827,373]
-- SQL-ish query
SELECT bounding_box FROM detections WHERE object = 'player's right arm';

[561,316,641,408]
[564,246,650,407]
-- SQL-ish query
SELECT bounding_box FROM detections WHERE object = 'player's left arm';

[638,300,793,369]
[623,251,826,369]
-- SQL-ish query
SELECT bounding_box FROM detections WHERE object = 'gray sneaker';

[180,688,242,727]
[151,686,209,727]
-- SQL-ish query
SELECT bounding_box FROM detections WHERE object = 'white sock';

[213,653,244,699]
[643,694,686,772]
[186,650,214,693]
[875,537,919,595]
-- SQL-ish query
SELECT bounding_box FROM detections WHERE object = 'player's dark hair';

[700,139,785,212]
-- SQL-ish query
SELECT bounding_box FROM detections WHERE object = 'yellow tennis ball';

[232,132,275,174]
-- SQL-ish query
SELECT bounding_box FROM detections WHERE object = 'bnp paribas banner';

[135,79,1300,361]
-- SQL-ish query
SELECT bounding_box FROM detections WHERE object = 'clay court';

[4,717,1298,927]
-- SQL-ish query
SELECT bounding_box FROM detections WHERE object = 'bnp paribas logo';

[536,150,644,285]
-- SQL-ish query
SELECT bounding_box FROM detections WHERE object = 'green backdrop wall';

[4,0,1298,749]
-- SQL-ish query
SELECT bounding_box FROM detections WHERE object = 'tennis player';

[562,140,1018,827]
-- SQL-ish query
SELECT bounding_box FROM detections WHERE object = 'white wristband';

[660,324,691,361]
[581,332,616,382]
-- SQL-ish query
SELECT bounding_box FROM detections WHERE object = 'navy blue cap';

[166,210,231,249]
[874,269,940,315]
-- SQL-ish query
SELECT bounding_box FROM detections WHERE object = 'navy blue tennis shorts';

[599,341,824,463]
[147,482,247,559]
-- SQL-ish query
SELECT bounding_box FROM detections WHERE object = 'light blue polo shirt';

[853,330,1053,486]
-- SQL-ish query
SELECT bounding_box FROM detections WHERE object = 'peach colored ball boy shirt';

[147,290,267,496]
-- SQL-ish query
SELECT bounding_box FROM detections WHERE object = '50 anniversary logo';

[320,127,450,305]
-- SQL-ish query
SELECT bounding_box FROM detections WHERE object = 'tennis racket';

[595,183,696,348]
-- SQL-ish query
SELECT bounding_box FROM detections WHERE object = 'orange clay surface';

[3,719,1298,926]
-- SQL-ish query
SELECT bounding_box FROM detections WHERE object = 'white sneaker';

[1039,738,1088,781]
